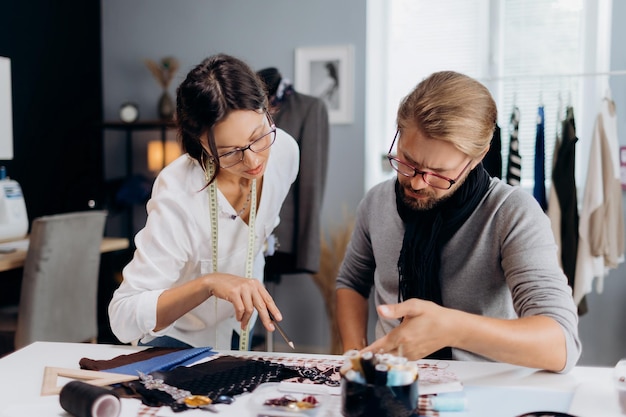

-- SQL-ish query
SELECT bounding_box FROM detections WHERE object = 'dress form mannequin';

[257,68,330,279]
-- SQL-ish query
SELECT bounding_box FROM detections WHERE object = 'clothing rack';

[479,70,626,82]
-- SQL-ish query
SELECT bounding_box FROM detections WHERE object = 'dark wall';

[0,0,103,222]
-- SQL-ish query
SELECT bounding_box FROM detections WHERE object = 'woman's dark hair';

[176,53,268,183]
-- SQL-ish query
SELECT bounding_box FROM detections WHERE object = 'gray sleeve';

[336,192,377,299]
[498,188,582,373]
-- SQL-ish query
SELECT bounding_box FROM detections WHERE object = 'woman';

[108,54,299,350]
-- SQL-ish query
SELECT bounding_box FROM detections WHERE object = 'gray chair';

[0,210,107,350]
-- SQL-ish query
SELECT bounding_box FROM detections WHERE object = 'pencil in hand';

[269,312,295,350]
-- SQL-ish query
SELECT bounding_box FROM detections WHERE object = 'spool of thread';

[344,368,366,384]
[343,349,364,374]
[59,381,121,417]
[374,363,389,386]
[359,351,376,383]
[428,392,467,411]
[387,365,416,386]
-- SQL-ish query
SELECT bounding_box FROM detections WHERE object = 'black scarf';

[395,163,490,359]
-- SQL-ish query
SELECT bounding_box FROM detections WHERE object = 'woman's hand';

[207,274,282,332]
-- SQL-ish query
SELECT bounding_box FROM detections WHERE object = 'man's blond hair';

[397,71,497,158]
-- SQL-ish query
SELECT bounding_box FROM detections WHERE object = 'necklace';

[223,185,252,220]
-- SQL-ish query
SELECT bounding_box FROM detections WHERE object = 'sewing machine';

[0,57,26,243]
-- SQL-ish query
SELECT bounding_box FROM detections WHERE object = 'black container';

[59,381,121,417]
[341,376,419,417]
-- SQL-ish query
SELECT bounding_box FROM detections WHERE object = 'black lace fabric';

[116,355,341,411]
[158,355,297,398]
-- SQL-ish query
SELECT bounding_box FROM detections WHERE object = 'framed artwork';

[295,44,354,124]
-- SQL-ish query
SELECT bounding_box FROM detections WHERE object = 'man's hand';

[364,299,455,360]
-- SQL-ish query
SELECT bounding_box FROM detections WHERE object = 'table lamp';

[147,140,181,173]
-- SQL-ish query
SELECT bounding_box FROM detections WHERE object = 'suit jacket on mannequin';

[258,68,330,275]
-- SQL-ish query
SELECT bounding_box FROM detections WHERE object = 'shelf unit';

[101,120,177,242]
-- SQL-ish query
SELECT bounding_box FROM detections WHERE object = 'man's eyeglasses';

[218,113,277,168]
[387,130,472,190]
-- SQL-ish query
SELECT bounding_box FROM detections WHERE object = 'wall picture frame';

[295,44,354,124]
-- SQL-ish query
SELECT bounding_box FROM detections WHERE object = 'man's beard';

[398,167,470,212]
[400,183,454,211]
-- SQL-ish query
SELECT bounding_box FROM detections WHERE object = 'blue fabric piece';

[138,335,193,348]
[103,347,217,376]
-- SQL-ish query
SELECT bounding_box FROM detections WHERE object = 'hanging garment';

[483,123,503,178]
[506,107,522,186]
[574,96,625,305]
[547,106,579,298]
[548,109,564,265]
[258,68,330,275]
[533,106,547,210]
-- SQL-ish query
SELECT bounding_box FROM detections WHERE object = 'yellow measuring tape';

[206,163,257,351]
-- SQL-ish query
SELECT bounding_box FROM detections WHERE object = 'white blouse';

[108,128,299,349]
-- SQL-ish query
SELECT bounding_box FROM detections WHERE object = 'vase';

[158,90,174,120]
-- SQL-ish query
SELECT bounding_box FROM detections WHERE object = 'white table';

[0,342,622,417]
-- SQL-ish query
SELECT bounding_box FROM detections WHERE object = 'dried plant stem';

[144,57,180,89]
[311,211,355,355]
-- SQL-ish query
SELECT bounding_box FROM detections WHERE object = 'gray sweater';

[336,177,581,372]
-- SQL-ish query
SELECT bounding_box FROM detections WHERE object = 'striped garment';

[506,106,522,186]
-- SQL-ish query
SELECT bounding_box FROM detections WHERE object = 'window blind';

[374,0,589,191]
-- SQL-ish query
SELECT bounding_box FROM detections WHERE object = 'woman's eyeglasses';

[218,113,277,168]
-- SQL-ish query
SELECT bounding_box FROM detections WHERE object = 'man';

[335,71,581,373]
